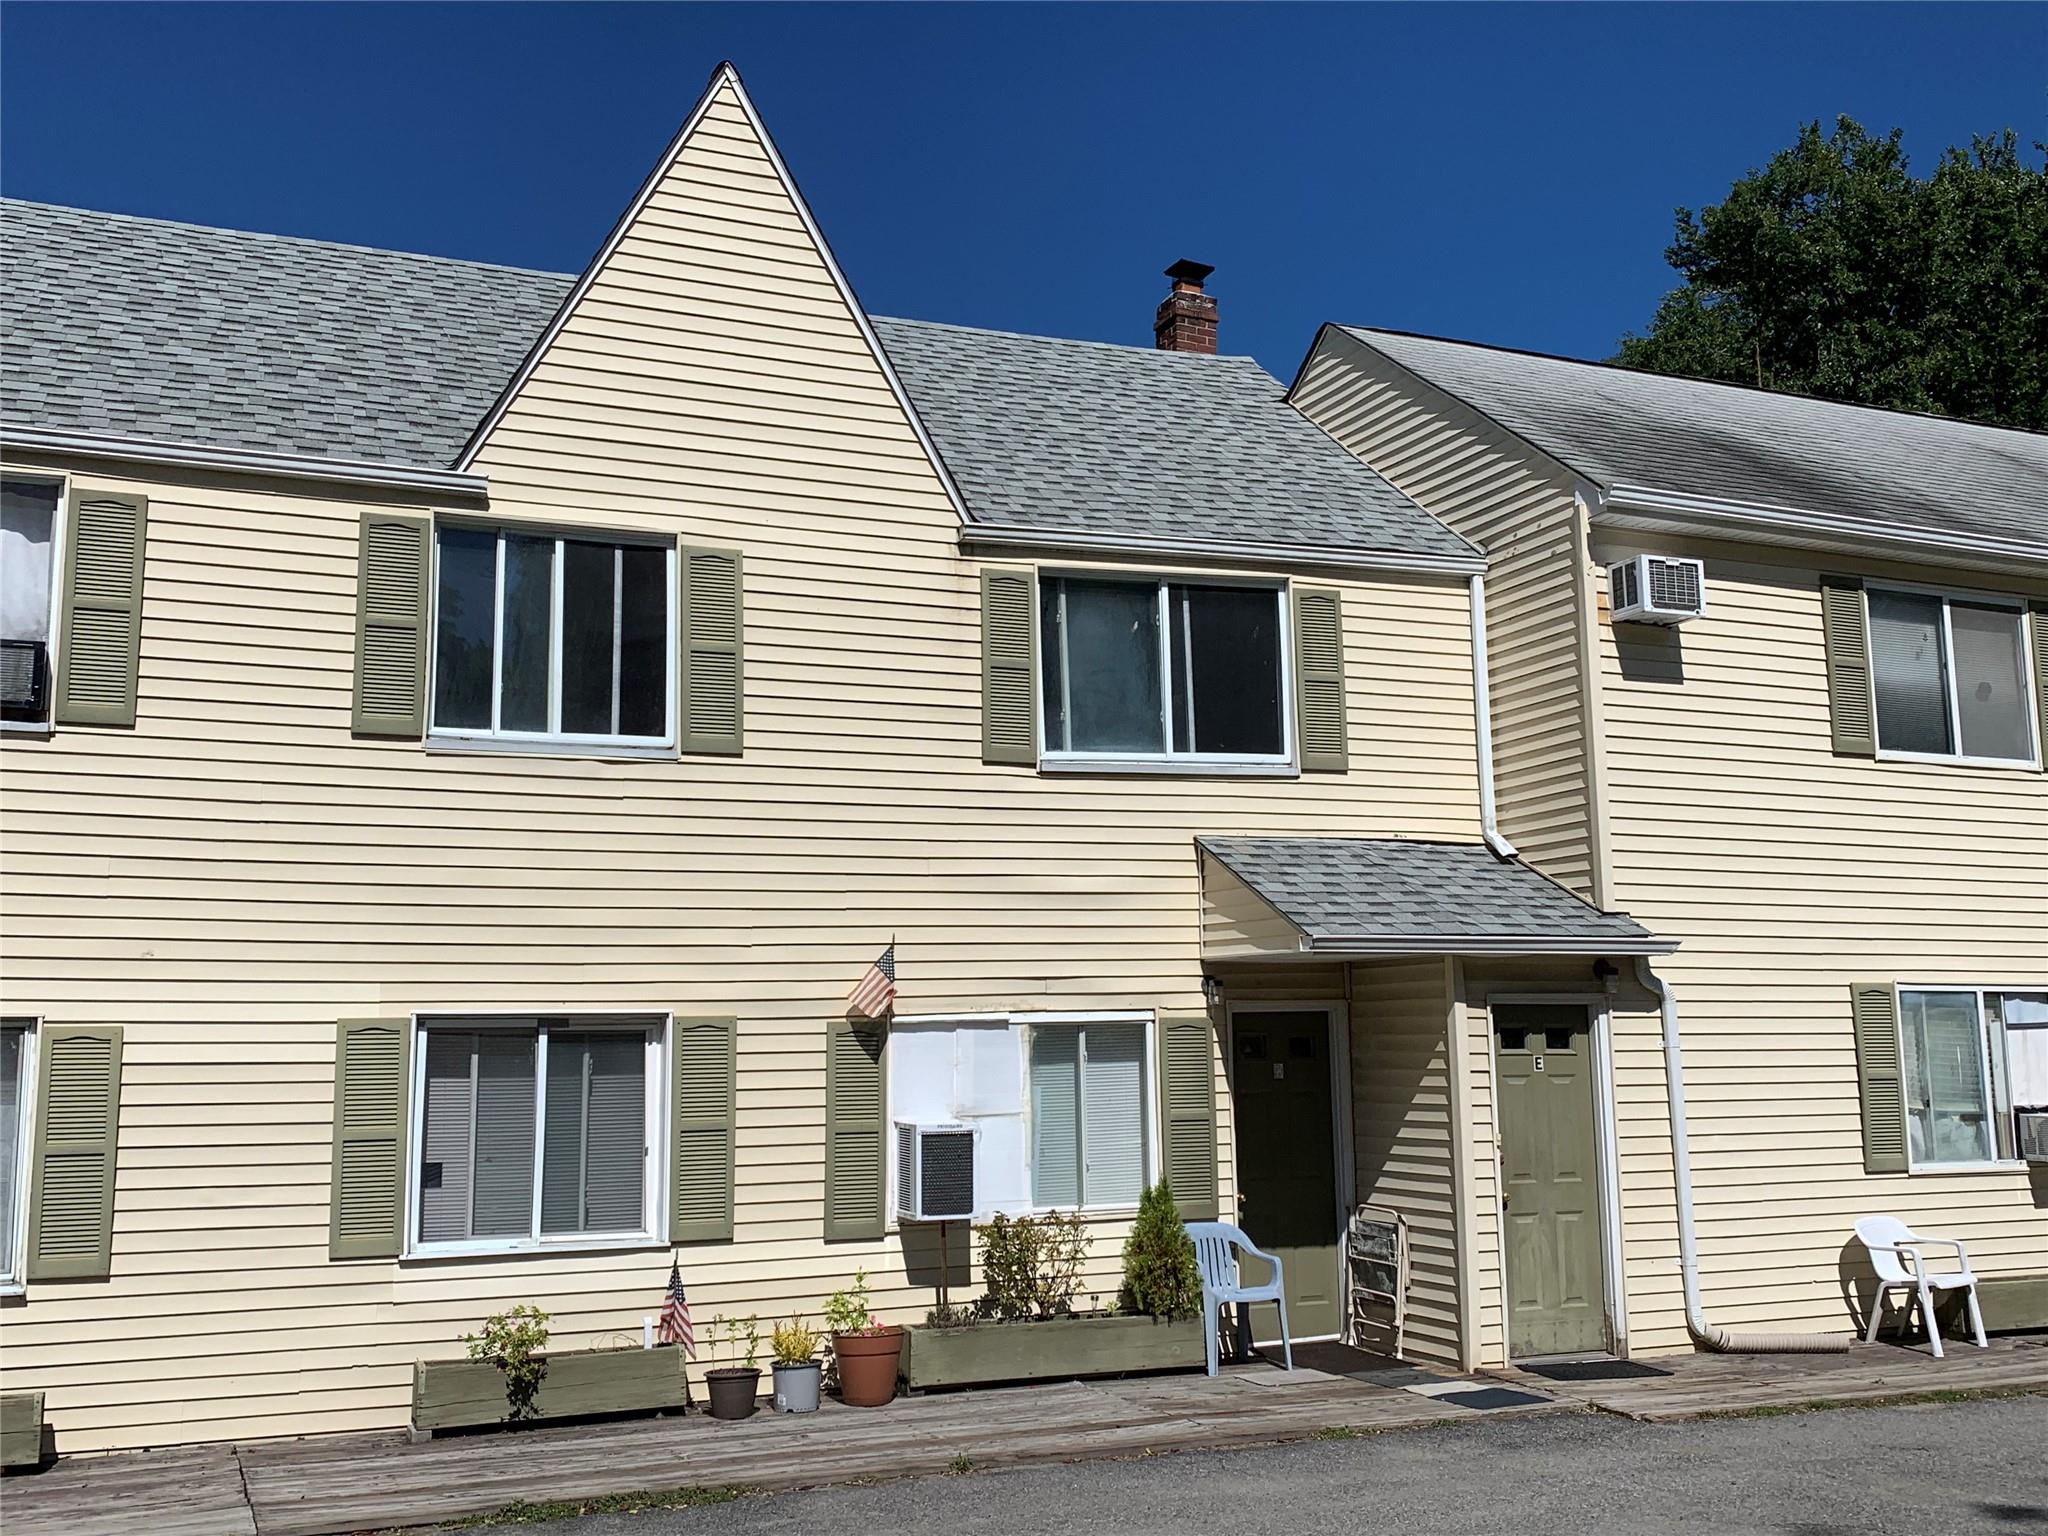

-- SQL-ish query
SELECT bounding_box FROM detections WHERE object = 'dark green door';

[1496,1004,1606,1358]
[1231,1010,1341,1340]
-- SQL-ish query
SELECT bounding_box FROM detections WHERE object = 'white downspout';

[1467,573,1518,859]
[1633,958,1850,1353]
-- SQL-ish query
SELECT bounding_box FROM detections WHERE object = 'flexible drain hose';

[1635,958,1852,1354]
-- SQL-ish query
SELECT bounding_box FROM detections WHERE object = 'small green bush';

[1118,1180,1201,1319]
[976,1209,1090,1320]
[464,1303,551,1421]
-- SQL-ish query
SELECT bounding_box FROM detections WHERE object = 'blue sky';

[4,3,2041,381]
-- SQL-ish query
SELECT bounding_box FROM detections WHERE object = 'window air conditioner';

[895,1122,977,1222]
[1608,554,1706,625]
[2017,1111,2048,1164]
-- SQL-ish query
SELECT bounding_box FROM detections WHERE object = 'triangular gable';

[455,60,969,524]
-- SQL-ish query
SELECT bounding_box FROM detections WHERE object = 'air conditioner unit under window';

[2018,1111,2048,1164]
[1608,554,1706,625]
[895,1122,977,1222]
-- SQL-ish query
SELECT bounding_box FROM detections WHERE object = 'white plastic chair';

[1185,1221,1292,1376]
[1853,1215,1988,1360]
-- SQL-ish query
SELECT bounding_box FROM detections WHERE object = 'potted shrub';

[704,1314,762,1420]
[825,1271,903,1407]
[770,1316,823,1414]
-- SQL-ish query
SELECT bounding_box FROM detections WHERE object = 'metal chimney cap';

[1164,259,1216,287]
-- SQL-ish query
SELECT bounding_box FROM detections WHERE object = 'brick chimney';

[1154,259,1217,354]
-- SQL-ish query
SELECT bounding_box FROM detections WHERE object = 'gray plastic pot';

[772,1360,822,1414]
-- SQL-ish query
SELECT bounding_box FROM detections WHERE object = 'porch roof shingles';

[872,316,1480,565]
[1199,837,1669,954]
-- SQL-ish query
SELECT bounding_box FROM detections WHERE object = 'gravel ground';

[510,1394,2046,1536]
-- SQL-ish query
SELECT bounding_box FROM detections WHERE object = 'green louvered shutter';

[981,567,1036,765]
[1820,577,1876,757]
[351,514,430,737]
[680,546,744,754]
[330,1019,408,1259]
[1291,586,1348,772]
[1159,1015,1218,1221]
[1850,984,1907,1175]
[54,491,147,728]
[2029,602,2047,770]
[26,1026,123,1281]
[824,1020,885,1241]
[671,1017,736,1243]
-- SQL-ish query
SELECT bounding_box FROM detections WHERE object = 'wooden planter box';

[905,1314,1203,1391]
[1,1392,45,1470]
[411,1344,687,1436]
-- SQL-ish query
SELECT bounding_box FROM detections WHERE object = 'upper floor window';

[1898,989,2044,1169]
[431,525,674,750]
[1038,575,1288,764]
[1869,589,2036,765]
[1,477,60,730]
[410,1015,664,1254]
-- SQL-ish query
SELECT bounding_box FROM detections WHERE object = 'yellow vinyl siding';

[1292,331,1600,900]
[0,79,1482,1450]
[1593,536,2048,1350]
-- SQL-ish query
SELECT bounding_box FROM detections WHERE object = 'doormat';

[1517,1360,1673,1382]
[1287,1342,1443,1387]
[1432,1386,1555,1411]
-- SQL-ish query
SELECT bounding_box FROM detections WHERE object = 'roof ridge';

[0,195,578,283]
[875,312,1263,367]
[1341,323,2046,442]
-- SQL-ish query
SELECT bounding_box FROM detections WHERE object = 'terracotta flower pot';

[832,1327,904,1407]
[704,1366,761,1420]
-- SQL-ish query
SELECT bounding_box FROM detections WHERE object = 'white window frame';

[1036,572,1296,776]
[1022,1011,1158,1214]
[1,471,66,739]
[883,1009,1159,1225]
[403,1011,671,1260]
[1894,984,2039,1175]
[425,519,680,759]
[0,1017,36,1295]
[1868,582,2041,771]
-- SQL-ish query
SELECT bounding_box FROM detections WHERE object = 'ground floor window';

[412,1017,663,1252]
[0,1021,29,1285]
[888,1012,1155,1217]
[1899,989,2046,1167]
[1028,1019,1149,1209]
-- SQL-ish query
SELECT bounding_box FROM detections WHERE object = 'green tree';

[1615,117,2048,430]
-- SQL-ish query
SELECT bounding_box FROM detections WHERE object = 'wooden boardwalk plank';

[0,1445,255,1536]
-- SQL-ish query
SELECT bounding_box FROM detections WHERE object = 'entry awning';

[1198,837,1676,959]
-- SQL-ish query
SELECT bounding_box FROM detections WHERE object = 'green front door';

[1231,1009,1341,1340]
[1496,1003,1607,1358]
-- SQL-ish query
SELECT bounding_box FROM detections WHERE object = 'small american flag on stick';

[847,942,897,1021]
[657,1260,694,1356]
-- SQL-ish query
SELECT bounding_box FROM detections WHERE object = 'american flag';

[657,1260,694,1356]
[846,943,897,1021]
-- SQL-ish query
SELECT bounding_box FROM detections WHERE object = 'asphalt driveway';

[523,1395,2045,1536]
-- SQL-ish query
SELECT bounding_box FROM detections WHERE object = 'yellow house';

[1294,324,2048,1359]
[0,65,1676,1453]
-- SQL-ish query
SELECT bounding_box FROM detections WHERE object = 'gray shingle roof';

[2,198,572,468]
[1340,328,2048,552]
[1200,837,1667,953]
[874,317,1477,562]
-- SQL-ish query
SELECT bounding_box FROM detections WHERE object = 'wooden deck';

[1492,1334,2048,1422]
[4,1337,2043,1536]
